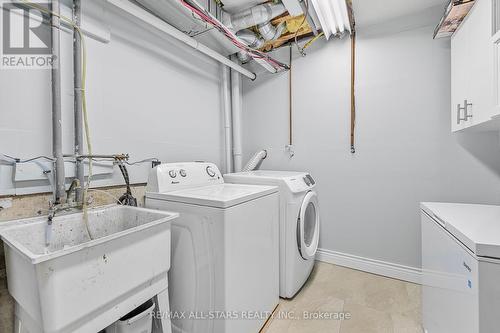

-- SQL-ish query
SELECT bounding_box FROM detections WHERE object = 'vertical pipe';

[51,0,66,203]
[288,45,293,146]
[222,65,233,174]
[350,31,356,154]
[230,58,243,172]
[73,0,84,203]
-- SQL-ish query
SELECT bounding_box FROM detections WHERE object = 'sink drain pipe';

[73,0,84,203]
[51,0,66,204]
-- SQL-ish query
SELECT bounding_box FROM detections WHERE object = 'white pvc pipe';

[107,0,257,80]
[51,0,66,204]
[230,61,243,172]
[222,65,233,174]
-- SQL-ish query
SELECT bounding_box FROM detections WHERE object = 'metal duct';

[258,21,286,41]
[237,51,251,63]
[236,29,265,48]
[235,29,265,63]
[223,3,286,32]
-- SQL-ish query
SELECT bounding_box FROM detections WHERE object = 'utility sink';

[0,205,178,333]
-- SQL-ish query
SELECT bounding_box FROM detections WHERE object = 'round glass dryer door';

[297,191,320,260]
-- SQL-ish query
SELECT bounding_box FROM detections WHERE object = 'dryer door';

[297,191,320,260]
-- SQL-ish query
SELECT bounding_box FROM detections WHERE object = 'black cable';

[117,161,137,207]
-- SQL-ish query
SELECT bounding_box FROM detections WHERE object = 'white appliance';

[421,202,500,333]
[224,171,320,298]
[145,162,279,333]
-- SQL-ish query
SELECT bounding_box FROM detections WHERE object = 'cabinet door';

[451,21,469,132]
[492,0,500,118]
[421,211,479,333]
[465,0,495,127]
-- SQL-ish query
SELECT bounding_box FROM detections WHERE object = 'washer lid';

[147,184,278,208]
[421,202,500,259]
[225,170,308,181]
[224,170,315,193]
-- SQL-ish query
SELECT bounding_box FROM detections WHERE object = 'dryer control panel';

[146,162,223,193]
[285,174,316,193]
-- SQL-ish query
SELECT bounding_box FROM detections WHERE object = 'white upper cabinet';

[451,0,496,132]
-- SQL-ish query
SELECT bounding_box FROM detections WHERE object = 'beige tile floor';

[262,262,422,333]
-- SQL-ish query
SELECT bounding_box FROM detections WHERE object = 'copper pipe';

[289,45,293,146]
[350,32,356,154]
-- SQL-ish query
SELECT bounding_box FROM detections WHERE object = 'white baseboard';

[316,248,422,284]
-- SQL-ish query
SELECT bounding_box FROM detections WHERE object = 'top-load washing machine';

[224,171,320,298]
[145,162,279,333]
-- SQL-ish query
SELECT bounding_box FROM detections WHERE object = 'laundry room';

[1,0,500,332]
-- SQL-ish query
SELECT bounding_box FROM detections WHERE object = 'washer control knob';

[179,169,187,177]
[206,166,216,177]
[169,170,177,178]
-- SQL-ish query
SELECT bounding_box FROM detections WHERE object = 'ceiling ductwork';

[222,3,287,31]
[237,29,266,48]
[258,21,287,41]
[134,0,354,73]
[222,2,289,66]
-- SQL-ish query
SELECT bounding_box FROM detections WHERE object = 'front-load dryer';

[224,171,320,298]
[146,163,279,333]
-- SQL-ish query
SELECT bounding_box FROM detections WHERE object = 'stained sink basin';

[0,204,178,333]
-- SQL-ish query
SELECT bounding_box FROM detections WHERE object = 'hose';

[242,150,267,172]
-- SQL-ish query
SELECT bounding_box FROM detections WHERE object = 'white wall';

[242,16,500,269]
[0,1,225,195]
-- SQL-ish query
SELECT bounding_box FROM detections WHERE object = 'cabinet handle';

[457,100,473,124]
[457,103,466,124]
[463,100,473,121]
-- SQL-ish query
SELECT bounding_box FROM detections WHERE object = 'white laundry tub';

[0,205,178,333]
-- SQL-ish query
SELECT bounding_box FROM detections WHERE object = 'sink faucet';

[46,179,81,247]
[66,179,81,205]
[47,179,81,224]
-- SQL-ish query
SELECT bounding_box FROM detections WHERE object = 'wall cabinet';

[451,0,496,132]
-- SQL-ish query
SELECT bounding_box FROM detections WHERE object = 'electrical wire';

[1,154,55,163]
[82,157,160,166]
[302,32,324,51]
[179,0,288,70]
[294,0,309,56]
[124,158,160,166]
